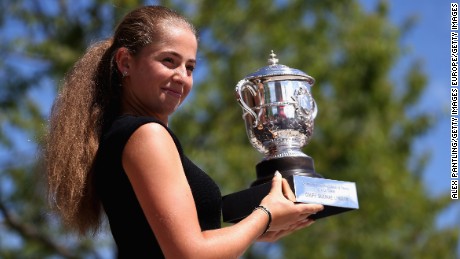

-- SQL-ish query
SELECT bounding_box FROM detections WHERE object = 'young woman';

[45,5,323,258]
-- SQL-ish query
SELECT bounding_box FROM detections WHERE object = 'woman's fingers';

[297,203,324,215]
[281,178,296,201]
[293,218,316,229]
[257,218,317,242]
[268,171,283,195]
[257,229,291,242]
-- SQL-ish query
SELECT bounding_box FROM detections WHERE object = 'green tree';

[0,0,457,258]
[171,1,458,258]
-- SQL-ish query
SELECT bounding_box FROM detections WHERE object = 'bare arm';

[122,123,323,258]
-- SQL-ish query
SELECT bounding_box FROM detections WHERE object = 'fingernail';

[274,171,281,177]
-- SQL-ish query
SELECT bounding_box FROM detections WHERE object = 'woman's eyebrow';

[162,50,196,63]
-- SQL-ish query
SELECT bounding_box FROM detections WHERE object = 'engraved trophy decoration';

[222,51,359,223]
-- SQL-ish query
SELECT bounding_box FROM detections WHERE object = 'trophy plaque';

[222,51,359,223]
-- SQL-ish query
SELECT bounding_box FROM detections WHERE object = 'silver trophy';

[222,51,359,223]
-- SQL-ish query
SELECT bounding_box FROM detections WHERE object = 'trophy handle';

[235,79,259,127]
[312,99,318,119]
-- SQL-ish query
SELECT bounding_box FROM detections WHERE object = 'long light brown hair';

[44,5,196,235]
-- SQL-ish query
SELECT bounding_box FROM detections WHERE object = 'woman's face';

[118,25,197,123]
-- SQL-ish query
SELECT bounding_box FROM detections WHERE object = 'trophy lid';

[245,50,315,84]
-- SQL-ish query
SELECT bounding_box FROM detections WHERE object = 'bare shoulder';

[125,122,177,152]
[122,122,182,179]
[128,122,172,144]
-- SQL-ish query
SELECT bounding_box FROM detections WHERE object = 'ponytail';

[45,39,113,234]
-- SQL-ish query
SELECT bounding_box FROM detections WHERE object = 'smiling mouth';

[163,88,182,98]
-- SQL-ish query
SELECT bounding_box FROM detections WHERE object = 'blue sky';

[360,0,458,230]
[360,0,451,196]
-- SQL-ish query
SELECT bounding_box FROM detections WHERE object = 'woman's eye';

[163,57,175,65]
[186,65,195,72]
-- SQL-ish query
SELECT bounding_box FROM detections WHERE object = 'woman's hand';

[256,218,316,242]
[256,171,324,241]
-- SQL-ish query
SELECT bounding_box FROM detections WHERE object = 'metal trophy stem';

[253,156,320,186]
[222,51,359,223]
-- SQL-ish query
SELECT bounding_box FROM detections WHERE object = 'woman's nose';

[174,66,187,78]
[172,66,190,85]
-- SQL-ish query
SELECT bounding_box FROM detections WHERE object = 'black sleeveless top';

[95,115,222,258]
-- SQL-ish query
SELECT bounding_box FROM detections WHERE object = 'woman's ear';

[115,47,131,76]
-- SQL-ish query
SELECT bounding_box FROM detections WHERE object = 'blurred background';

[0,0,458,258]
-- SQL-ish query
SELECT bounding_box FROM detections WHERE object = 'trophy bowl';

[235,51,321,184]
[238,79,317,159]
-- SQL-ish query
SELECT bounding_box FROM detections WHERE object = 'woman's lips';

[163,88,182,99]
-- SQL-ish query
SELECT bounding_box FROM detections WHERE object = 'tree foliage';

[0,0,457,258]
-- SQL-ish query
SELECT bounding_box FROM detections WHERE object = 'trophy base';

[252,156,323,186]
[222,174,359,223]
